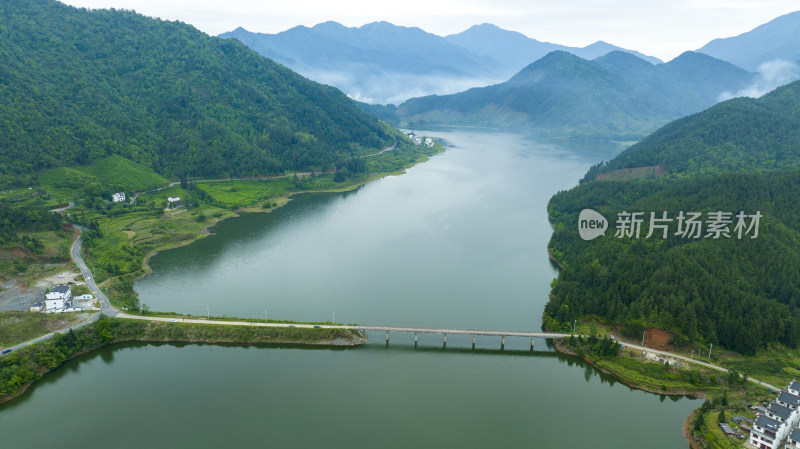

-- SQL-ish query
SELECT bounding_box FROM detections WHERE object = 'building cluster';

[405,132,435,148]
[749,380,800,449]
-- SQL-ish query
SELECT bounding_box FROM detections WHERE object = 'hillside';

[583,80,800,180]
[698,11,800,71]
[545,80,800,355]
[0,0,399,189]
[220,22,505,104]
[395,51,753,139]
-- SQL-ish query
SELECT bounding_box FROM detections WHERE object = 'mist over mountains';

[393,51,754,139]
[220,22,661,105]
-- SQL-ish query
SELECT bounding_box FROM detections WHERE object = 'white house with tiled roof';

[44,284,71,310]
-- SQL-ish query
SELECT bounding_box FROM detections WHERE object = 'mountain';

[220,22,506,104]
[584,80,800,180]
[0,0,399,189]
[698,11,800,71]
[394,51,753,139]
[444,23,661,75]
[545,80,800,355]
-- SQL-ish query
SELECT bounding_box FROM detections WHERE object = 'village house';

[112,192,126,202]
[750,414,786,449]
[786,428,800,448]
[167,196,184,209]
[44,284,72,310]
[778,391,800,410]
[767,402,799,428]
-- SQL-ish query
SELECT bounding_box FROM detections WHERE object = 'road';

[1,228,115,356]
[620,340,781,392]
[0,232,789,395]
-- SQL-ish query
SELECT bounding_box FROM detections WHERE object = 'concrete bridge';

[354,325,572,348]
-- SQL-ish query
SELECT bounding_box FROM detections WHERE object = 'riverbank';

[0,315,366,405]
[551,338,771,448]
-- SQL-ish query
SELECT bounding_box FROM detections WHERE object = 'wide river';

[1,130,697,448]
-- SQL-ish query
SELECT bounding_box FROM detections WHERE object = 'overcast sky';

[59,0,798,61]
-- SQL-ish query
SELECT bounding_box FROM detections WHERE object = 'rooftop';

[755,414,782,432]
[49,284,70,293]
[768,402,794,420]
[791,428,800,443]
[779,390,800,406]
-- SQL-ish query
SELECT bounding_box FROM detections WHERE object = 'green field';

[39,155,168,200]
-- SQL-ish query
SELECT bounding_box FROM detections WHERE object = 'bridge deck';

[354,325,570,339]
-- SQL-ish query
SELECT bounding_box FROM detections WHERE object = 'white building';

[112,192,126,203]
[788,380,800,397]
[778,391,800,410]
[767,402,800,429]
[751,415,786,449]
[786,428,800,448]
[45,284,72,310]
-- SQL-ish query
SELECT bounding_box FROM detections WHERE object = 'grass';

[75,155,168,191]
[196,178,294,208]
[0,229,77,285]
[0,311,88,348]
[719,345,800,389]
[39,155,168,201]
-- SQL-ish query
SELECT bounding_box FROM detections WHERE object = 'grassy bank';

[0,315,365,405]
[553,333,774,449]
[0,311,90,348]
[77,141,443,310]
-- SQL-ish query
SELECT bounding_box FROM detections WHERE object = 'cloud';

[718,59,800,101]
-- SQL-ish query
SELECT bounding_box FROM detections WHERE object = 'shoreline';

[0,317,367,406]
[552,339,708,449]
[135,156,440,283]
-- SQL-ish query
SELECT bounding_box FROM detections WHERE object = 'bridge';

[354,325,572,348]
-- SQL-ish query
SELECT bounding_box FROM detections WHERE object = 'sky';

[59,0,799,61]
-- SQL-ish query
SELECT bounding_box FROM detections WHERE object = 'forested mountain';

[583,80,800,180]
[394,51,753,139]
[219,22,505,104]
[545,80,800,355]
[0,0,399,189]
[698,11,800,71]
[444,23,661,75]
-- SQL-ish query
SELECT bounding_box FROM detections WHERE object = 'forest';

[545,80,800,355]
[0,0,401,189]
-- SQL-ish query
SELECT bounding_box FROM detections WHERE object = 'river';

[0,130,698,448]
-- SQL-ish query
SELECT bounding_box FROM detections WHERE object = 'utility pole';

[573,319,577,333]
[207,306,210,320]
[332,312,335,325]
[264,308,267,321]
[708,343,713,360]
[641,330,646,347]
[690,350,694,360]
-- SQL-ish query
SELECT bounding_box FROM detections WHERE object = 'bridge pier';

[414,332,418,349]
[501,336,505,350]
[531,338,535,350]
[472,336,476,349]
[386,331,389,343]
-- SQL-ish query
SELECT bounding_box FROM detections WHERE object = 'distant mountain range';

[0,0,398,188]
[444,23,662,73]
[220,22,660,104]
[698,11,800,71]
[393,50,754,139]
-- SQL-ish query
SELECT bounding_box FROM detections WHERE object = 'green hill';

[39,155,169,200]
[393,51,753,139]
[0,0,399,189]
[583,80,800,181]
[545,80,800,355]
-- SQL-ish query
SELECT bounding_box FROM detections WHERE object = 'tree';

[694,412,705,431]
[721,390,728,406]
[718,409,727,423]
[589,319,598,338]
